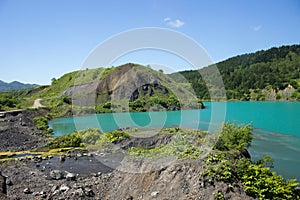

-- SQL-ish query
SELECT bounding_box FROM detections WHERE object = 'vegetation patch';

[172,45,300,101]
[0,93,31,111]
[45,129,131,150]
[33,116,53,136]
[203,123,300,200]
[102,130,131,143]
[46,133,84,149]
[127,128,206,159]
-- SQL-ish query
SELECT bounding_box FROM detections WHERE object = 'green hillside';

[35,68,107,98]
[2,45,299,113]
[171,45,300,101]
[30,63,203,117]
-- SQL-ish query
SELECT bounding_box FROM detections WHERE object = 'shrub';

[240,164,299,200]
[47,133,83,149]
[103,130,130,142]
[215,122,253,151]
[178,146,200,159]
[204,123,300,199]
[79,128,102,145]
[34,116,48,130]
[215,191,225,200]
[204,153,233,182]
[33,116,53,136]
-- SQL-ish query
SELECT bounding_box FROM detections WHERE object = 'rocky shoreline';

[0,109,254,199]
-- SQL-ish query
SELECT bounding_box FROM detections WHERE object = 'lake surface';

[49,102,300,180]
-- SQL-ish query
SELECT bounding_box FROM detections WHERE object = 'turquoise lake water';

[49,102,300,180]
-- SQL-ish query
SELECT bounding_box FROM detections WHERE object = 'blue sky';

[0,0,299,84]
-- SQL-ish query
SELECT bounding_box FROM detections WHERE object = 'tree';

[51,78,57,85]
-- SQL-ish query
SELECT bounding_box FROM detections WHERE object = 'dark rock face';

[129,83,169,102]
[0,172,7,195]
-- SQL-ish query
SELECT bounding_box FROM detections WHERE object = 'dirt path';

[31,98,44,108]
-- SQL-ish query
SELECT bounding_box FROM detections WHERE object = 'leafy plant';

[79,128,102,145]
[204,153,233,182]
[203,123,300,199]
[178,146,200,159]
[103,130,130,142]
[214,191,225,200]
[46,133,83,149]
[215,122,253,151]
[239,164,299,200]
[33,116,53,136]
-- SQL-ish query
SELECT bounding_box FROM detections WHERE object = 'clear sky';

[0,0,299,85]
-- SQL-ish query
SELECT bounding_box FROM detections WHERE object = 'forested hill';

[0,80,37,92]
[171,45,300,100]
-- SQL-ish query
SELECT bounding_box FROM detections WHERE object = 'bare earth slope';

[0,158,253,200]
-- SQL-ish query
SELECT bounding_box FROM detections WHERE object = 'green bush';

[0,93,31,111]
[95,102,112,113]
[45,96,72,118]
[47,133,83,149]
[240,164,299,200]
[34,116,48,130]
[215,191,225,200]
[204,123,300,199]
[178,146,200,159]
[204,152,300,199]
[215,122,253,151]
[204,153,233,182]
[129,99,147,112]
[33,116,53,136]
[79,128,102,145]
[103,130,130,142]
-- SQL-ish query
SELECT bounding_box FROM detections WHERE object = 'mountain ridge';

[0,80,38,92]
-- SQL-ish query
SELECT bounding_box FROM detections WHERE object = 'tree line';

[171,45,300,100]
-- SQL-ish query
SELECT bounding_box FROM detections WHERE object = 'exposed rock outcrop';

[63,64,198,110]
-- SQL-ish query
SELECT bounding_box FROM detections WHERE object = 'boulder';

[59,156,65,162]
[84,187,94,197]
[59,184,70,192]
[66,173,76,181]
[50,170,64,180]
[151,191,159,198]
[23,188,31,194]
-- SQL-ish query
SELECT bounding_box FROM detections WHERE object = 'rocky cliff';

[62,63,199,113]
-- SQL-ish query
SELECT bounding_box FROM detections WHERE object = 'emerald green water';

[49,102,300,180]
